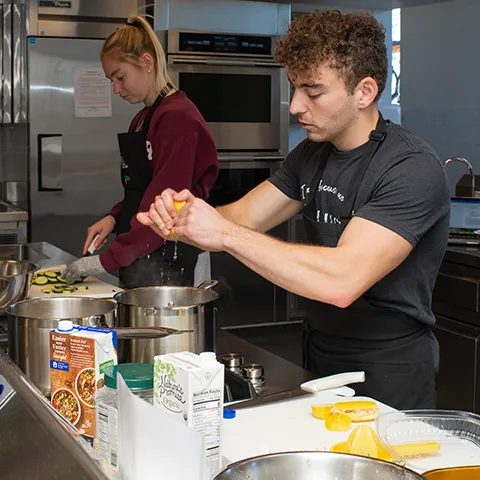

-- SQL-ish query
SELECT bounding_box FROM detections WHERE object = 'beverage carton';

[50,322,117,438]
[154,351,224,478]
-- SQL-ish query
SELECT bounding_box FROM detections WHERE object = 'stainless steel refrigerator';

[0,0,142,256]
[28,36,137,255]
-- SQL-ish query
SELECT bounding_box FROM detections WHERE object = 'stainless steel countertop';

[27,241,119,285]
[0,200,28,223]
[0,350,108,479]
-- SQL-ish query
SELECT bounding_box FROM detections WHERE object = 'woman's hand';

[83,215,116,255]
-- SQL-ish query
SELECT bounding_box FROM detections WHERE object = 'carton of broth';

[50,322,117,438]
[154,351,224,478]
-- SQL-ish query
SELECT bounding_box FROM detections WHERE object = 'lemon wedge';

[311,404,333,420]
[170,201,186,237]
[325,412,352,432]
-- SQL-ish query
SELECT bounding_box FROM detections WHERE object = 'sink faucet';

[444,157,476,197]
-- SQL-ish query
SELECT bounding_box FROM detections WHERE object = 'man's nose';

[290,90,307,117]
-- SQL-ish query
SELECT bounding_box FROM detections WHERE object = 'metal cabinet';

[433,315,480,413]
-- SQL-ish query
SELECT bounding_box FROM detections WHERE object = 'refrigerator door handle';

[2,1,12,124]
[37,134,63,192]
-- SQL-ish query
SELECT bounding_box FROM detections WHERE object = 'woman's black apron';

[115,92,199,289]
[301,115,437,409]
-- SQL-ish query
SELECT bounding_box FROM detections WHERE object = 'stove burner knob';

[221,353,244,374]
[242,363,265,386]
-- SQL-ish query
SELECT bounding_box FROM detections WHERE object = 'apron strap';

[340,113,388,219]
[131,84,174,134]
[140,84,175,133]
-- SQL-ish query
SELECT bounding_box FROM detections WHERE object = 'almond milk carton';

[154,351,224,478]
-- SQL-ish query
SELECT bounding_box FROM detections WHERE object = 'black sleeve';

[268,140,308,201]
[355,152,451,247]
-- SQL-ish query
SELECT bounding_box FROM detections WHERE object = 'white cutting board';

[222,393,394,467]
[29,265,123,299]
[222,392,480,474]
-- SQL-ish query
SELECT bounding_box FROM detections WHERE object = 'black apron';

[116,92,199,289]
[301,115,437,410]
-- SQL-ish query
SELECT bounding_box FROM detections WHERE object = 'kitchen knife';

[83,233,100,257]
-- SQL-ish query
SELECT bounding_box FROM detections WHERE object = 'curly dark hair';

[275,10,388,101]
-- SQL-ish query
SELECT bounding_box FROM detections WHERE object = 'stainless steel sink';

[0,244,48,263]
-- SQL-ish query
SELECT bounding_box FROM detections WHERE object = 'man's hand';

[83,215,116,255]
[64,255,106,284]
[137,191,234,252]
[137,188,194,237]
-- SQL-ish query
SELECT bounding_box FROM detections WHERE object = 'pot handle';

[195,279,218,290]
[113,326,193,340]
[143,307,162,316]
[87,315,108,328]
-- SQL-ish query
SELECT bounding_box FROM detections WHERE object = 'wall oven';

[166,30,289,159]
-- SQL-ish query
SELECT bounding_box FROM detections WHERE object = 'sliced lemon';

[311,404,333,420]
[325,412,352,432]
[170,201,187,237]
[174,200,186,212]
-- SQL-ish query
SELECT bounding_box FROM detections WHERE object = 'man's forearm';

[222,222,353,308]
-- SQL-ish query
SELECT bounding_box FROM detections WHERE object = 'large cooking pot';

[213,451,426,480]
[6,296,117,396]
[6,296,193,396]
[114,280,219,363]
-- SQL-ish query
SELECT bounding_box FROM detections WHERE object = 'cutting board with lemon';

[223,393,477,475]
[29,265,122,299]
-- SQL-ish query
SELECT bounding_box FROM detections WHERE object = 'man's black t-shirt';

[269,121,450,327]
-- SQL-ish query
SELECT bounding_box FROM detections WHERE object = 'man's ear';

[355,77,379,109]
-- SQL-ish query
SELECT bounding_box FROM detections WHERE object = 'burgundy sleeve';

[100,134,199,272]
[108,200,124,221]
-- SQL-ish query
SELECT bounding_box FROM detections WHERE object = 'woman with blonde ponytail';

[64,16,219,288]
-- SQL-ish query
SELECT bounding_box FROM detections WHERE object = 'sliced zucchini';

[52,287,63,293]
[48,277,58,283]
[33,276,49,285]
[62,286,76,293]
[57,275,67,283]
[77,285,89,291]
[44,271,58,278]
[41,288,52,294]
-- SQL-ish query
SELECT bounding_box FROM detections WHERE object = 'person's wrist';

[221,219,238,252]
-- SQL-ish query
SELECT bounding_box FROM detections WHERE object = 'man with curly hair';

[138,11,450,409]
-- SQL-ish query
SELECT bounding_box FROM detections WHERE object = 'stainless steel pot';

[6,296,117,396]
[6,296,194,396]
[214,451,426,480]
[114,280,219,363]
[0,260,39,311]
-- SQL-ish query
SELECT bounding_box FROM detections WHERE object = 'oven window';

[179,73,271,123]
[208,168,272,207]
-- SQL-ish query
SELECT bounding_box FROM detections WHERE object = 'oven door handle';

[170,58,208,65]
[206,59,282,67]
[169,57,282,68]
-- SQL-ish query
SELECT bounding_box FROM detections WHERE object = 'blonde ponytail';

[101,15,176,96]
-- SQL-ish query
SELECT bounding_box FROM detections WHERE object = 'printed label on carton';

[154,352,224,478]
[50,327,117,438]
